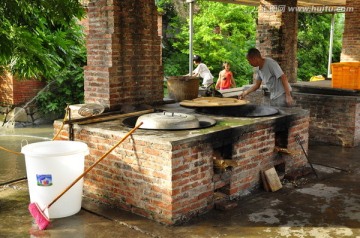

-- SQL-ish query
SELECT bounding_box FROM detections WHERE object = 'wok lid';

[122,112,216,130]
[135,112,199,130]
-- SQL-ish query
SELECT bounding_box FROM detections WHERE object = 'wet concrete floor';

[0,125,53,184]
[1,127,360,237]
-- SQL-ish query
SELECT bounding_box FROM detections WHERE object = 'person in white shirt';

[192,55,214,87]
[239,48,293,107]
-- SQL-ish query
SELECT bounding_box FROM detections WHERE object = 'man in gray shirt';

[239,48,293,107]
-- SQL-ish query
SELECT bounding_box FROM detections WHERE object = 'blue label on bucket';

[36,174,53,186]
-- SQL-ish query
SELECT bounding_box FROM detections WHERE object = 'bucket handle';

[21,139,29,148]
[0,139,27,156]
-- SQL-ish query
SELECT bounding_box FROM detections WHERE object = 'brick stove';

[54,104,309,224]
[62,0,312,225]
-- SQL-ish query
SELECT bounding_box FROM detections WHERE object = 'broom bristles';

[28,202,50,230]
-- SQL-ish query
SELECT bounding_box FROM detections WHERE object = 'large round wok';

[180,97,279,117]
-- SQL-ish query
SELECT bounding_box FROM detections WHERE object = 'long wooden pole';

[47,122,143,209]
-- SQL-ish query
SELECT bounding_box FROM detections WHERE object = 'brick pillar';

[0,72,13,106]
[256,0,298,83]
[0,72,45,107]
[158,13,163,66]
[84,0,163,110]
[341,0,360,62]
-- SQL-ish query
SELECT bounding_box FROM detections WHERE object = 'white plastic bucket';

[21,141,89,218]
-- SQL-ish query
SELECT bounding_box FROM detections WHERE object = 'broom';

[28,122,143,230]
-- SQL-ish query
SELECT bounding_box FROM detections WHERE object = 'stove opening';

[213,143,234,174]
[212,142,235,195]
[275,130,288,148]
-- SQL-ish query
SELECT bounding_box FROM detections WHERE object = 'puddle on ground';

[296,183,342,200]
[0,125,53,184]
[248,208,284,224]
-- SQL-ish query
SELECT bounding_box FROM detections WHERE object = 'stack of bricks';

[0,73,12,106]
[84,0,163,110]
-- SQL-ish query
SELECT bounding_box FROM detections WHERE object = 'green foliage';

[0,0,86,115]
[297,13,344,81]
[162,1,257,86]
[1,0,346,117]
[162,2,344,85]
[35,40,86,115]
[155,0,170,14]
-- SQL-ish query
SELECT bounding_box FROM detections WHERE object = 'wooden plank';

[264,167,283,192]
[274,146,301,156]
[219,87,245,98]
[218,87,245,94]
[260,170,270,192]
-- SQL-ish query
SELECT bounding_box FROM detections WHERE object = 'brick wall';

[53,109,309,224]
[341,0,360,62]
[84,0,163,110]
[257,0,298,83]
[293,92,360,147]
[0,73,45,107]
[12,78,45,106]
[227,115,309,197]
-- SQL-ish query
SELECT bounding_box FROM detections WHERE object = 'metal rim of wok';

[122,114,216,130]
[194,104,279,117]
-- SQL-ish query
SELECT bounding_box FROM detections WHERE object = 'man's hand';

[286,94,294,106]
[238,91,247,100]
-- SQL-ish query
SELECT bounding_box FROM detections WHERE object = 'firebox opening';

[275,130,289,148]
[213,144,234,174]
[217,185,231,196]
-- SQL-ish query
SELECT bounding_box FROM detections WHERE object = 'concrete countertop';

[291,80,360,96]
[65,103,309,144]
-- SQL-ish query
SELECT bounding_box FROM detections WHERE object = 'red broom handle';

[47,122,143,208]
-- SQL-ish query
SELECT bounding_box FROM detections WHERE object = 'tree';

[297,13,344,81]
[160,1,344,85]
[160,1,257,86]
[0,0,86,115]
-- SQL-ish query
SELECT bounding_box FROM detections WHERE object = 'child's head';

[223,62,231,70]
[193,55,202,65]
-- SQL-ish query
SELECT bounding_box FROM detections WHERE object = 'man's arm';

[280,74,293,106]
[192,64,200,76]
[238,79,261,99]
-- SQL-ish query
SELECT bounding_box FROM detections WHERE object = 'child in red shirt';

[215,62,236,90]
